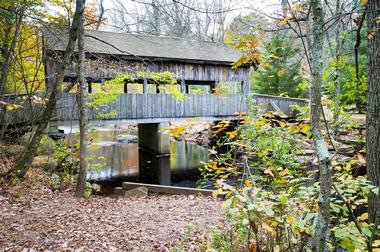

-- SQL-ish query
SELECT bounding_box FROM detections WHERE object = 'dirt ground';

[0,170,224,252]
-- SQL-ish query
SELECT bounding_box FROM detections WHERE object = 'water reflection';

[61,125,208,187]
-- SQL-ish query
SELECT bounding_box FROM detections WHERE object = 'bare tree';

[107,0,237,41]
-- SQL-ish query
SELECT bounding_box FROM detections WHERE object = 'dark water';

[60,124,208,188]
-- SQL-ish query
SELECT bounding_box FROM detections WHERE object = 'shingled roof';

[43,29,242,64]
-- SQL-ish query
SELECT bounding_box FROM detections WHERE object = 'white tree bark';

[309,0,332,251]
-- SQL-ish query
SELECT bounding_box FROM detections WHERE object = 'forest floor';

[0,169,224,251]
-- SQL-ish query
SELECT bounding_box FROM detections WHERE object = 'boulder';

[19,133,56,155]
[124,186,148,198]
[5,145,25,156]
[31,155,58,173]
[114,134,138,144]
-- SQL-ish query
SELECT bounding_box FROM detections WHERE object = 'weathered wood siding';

[45,54,251,93]
[1,93,308,125]
[55,93,248,120]
[251,94,308,115]
[54,93,307,121]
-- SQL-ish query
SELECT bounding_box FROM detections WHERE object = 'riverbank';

[0,169,223,251]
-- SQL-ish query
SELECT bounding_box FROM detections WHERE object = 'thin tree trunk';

[75,0,89,197]
[95,0,104,31]
[310,1,332,251]
[0,9,24,138]
[2,1,82,180]
[366,0,380,224]
[0,9,23,95]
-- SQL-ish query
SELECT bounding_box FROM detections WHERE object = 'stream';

[59,122,209,188]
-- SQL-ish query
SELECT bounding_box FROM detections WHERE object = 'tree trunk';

[3,1,82,180]
[95,0,104,31]
[75,0,89,197]
[366,0,380,224]
[309,1,332,251]
[0,8,24,96]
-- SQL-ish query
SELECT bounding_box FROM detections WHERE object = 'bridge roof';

[43,29,243,65]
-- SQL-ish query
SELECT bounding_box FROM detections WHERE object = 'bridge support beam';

[138,123,170,155]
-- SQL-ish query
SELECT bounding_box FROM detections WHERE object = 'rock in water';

[114,134,138,144]
[124,187,148,198]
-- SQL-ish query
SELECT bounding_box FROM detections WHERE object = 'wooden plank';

[122,181,214,196]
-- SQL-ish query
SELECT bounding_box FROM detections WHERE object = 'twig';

[332,181,363,234]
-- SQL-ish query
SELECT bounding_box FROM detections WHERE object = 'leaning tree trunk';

[75,0,89,197]
[310,1,332,251]
[366,0,380,224]
[3,1,82,179]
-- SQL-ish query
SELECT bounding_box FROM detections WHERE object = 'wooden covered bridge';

[41,29,306,122]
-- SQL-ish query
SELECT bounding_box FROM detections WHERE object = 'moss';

[19,132,56,155]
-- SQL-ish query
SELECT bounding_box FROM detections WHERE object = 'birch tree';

[309,0,332,251]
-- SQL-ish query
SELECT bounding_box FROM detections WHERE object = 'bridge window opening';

[187,85,211,94]
[215,81,243,94]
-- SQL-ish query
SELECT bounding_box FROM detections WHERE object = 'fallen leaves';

[0,180,224,251]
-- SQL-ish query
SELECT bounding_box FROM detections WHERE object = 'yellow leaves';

[294,3,303,12]
[287,215,295,224]
[212,120,231,137]
[241,119,252,125]
[279,169,289,176]
[264,112,275,119]
[212,189,221,199]
[288,122,311,134]
[299,123,310,133]
[288,125,300,134]
[376,17,380,24]
[276,120,286,128]
[226,130,238,139]
[262,61,271,69]
[278,17,290,26]
[268,54,280,60]
[358,213,368,221]
[277,68,286,77]
[167,125,186,139]
[244,179,253,187]
[360,0,368,6]
[262,222,277,235]
[6,103,23,111]
[254,119,268,128]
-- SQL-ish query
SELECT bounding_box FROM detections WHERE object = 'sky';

[101,0,282,32]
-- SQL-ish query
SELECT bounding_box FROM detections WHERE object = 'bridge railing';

[1,93,309,125]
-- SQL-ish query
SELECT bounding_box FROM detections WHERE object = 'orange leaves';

[264,167,275,178]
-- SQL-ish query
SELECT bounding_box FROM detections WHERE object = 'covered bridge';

[1,30,307,128]
[43,29,255,121]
